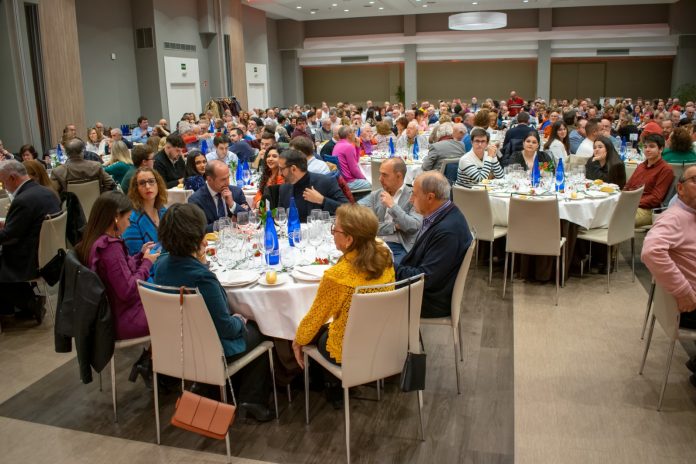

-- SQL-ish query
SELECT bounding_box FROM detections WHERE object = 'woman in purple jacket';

[75,191,160,386]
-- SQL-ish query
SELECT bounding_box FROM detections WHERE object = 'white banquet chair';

[138,281,278,462]
[67,179,100,220]
[303,275,425,464]
[166,188,193,207]
[421,238,475,393]
[639,282,696,411]
[29,210,68,321]
[370,158,382,190]
[503,196,566,306]
[453,186,507,285]
[577,186,643,293]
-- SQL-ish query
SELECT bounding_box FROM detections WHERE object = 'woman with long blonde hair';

[105,140,134,184]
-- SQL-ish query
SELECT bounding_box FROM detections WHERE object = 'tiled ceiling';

[244,0,677,21]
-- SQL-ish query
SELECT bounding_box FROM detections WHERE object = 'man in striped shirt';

[456,128,504,188]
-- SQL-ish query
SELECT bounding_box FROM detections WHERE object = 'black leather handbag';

[39,248,66,286]
[399,279,426,392]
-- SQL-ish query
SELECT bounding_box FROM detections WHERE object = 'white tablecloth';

[226,278,319,340]
[489,193,619,230]
[359,160,423,186]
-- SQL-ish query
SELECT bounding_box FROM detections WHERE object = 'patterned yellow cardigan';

[294,250,395,363]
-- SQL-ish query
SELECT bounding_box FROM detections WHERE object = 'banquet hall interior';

[1,0,696,462]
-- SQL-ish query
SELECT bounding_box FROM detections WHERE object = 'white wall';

[76,0,141,128]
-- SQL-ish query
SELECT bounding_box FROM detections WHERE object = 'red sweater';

[507,97,524,116]
[624,157,674,209]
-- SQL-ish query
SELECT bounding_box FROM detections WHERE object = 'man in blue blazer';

[188,160,249,232]
[396,171,472,318]
[271,149,348,222]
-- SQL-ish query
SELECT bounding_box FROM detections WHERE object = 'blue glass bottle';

[555,158,565,192]
[531,156,541,187]
[264,210,279,266]
[287,196,300,246]
[201,139,208,155]
[413,137,419,160]
[620,137,627,161]
[56,144,65,164]
[235,159,244,187]
[388,137,395,157]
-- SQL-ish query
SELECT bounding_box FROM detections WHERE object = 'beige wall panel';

[38,0,85,146]
[605,59,672,99]
[551,63,579,101]
[303,64,394,107]
[417,61,537,103]
[576,62,605,100]
[226,0,247,108]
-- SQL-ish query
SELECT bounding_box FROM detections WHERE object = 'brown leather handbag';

[170,287,236,440]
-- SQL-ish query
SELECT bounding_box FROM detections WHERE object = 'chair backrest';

[38,210,68,268]
[137,281,227,386]
[341,276,424,388]
[323,154,342,176]
[166,188,193,208]
[0,196,10,217]
[652,283,680,341]
[452,186,495,241]
[607,186,643,245]
[451,239,476,329]
[370,159,382,190]
[67,179,100,220]
[440,158,459,185]
[506,196,561,256]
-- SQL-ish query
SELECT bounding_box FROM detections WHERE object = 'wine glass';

[249,211,260,230]
[292,228,308,264]
[275,207,287,236]
[237,211,249,234]
[309,222,323,260]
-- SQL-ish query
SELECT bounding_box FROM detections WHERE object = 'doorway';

[164,56,201,122]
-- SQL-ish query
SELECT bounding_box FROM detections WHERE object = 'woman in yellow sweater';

[293,204,394,404]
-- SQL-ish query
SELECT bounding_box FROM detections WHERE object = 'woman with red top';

[253,147,284,207]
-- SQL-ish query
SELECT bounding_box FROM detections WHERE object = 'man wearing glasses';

[642,165,696,387]
[456,128,504,188]
[188,160,249,232]
[120,145,155,194]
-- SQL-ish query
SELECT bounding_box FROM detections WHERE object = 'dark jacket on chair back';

[55,250,115,384]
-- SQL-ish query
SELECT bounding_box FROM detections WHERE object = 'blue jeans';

[386,241,407,267]
[347,178,371,191]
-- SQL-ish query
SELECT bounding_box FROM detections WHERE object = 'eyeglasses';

[330,224,346,236]
[472,139,488,145]
[137,178,157,187]
[680,175,696,185]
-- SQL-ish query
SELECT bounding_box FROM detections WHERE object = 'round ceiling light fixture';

[448,11,507,30]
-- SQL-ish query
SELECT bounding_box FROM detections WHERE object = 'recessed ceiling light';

[344,8,349,11]
[379,6,384,9]
[422,4,428,7]
[296,5,302,8]
[310,10,316,14]
[472,1,478,4]
[523,0,529,2]
[332,3,337,6]
[369,0,375,3]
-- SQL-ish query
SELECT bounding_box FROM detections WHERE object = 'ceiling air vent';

[341,56,369,63]
[135,28,154,49]
[596,48,629,56]
[164,42,197,52]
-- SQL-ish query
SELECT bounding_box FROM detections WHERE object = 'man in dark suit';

[228,128,256,164]
[272,149,348,222]
[188,160,249,232]
[501,111,533,167]
[396,171,472,318]
[153,134,186,188]
[0,160,61,323]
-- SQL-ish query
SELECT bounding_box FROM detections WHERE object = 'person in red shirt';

[640,112,663,142]
[624,133,675,227]
[507,90,525,117]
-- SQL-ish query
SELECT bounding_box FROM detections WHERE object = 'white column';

[404,44,417,106]
[536,40,551,102]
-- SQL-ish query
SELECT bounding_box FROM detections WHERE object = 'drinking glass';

[310,209,322,222]
[237,211,249,234]
[309,222,323,260]
[292,228,308,264]
[275,207,287,231]
[242,169,252,185]
[249,211,260,230]
[280,245,295,270]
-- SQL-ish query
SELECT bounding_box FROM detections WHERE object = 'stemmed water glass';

[275,207,287,236]
[249,211,260,231]
[308,222,323,261]
[292,228,308,265]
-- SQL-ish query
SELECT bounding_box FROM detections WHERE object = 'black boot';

[128,349,153,389]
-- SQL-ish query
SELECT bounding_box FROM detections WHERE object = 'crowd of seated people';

[2,91,696,414]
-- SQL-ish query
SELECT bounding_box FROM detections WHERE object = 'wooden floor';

[0,266,515,464]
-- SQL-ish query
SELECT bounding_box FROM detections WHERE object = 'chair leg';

[639,316,656,375]
[99,372,103,392]
[488,240,494,286]
[287,384,292,403]
[555,255,560,306]
[268,350,279,419]
[221,386,231,463]
[416,390,425,441]
[111,355,118,423]
[376,380,381,401]
[475,239,479,267]
[658,339,677,411]
[43,280,55,322]
[304,353,310,425]
[344,388,351,464]
[458,319,464,362]
[641,282,656,340]
[631,237,636,282]
[452,326,461,394]
[588,242,592,270]
[502,252,508,298]
[606,246,611,294]
[510,252,515,283]
[153,372,161,445]
[561,244,566,288]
